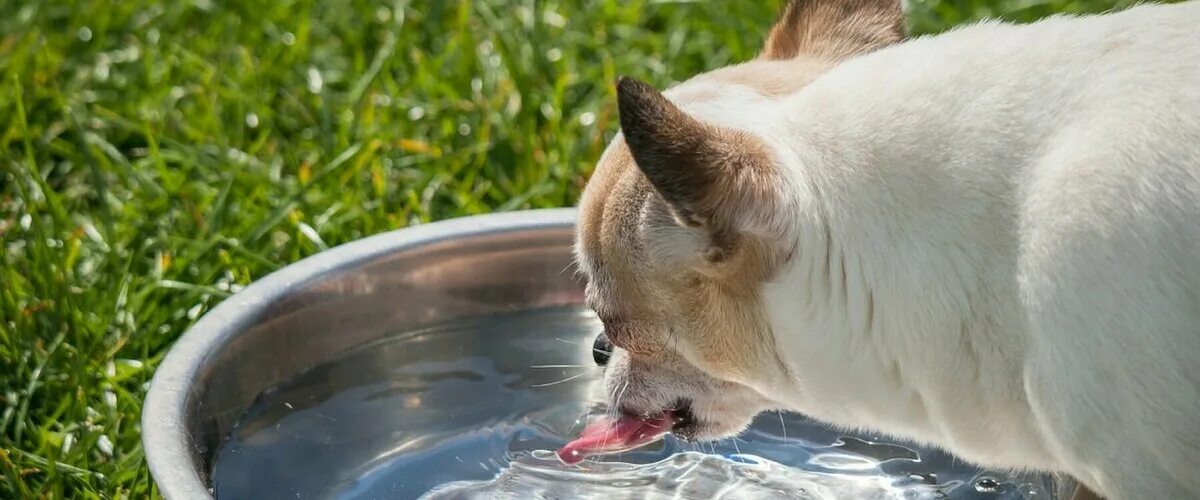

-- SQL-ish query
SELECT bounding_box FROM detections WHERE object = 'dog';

[572,0,1200,498]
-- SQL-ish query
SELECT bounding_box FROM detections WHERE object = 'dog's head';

[575,0,905,440]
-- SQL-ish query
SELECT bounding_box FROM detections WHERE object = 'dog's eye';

[592,332,613,366]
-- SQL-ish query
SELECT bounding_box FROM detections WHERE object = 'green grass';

[0,0,1156,497]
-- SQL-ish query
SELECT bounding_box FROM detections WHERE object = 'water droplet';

[471,78,483,93]
[306,67,324,93]
[546,48,562,62]
[281,32,296,46]
[1018,482,1043,497]
[543,10,566,28]
[579,112,596,126]
[458,123,471,136]
[128,50,144,66]
[375,6,391,22]
[516,6,534,27]
[20,214,31,230]
[96,435,114,456]
[245,112,259,128]
[94,57,110,81]
[975,477,1001,493]
[187,303,204,320]
[147,28,160,44]
[77,27,93,42]
[908,472,937,484]
[407,106,425,120]
[529,449,555,461]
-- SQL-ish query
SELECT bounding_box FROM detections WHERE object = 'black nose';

[593,332,613,366]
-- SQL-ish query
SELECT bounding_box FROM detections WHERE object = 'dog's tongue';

[556,412,675,465]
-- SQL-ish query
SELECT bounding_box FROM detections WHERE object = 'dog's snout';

[592,331,613,366]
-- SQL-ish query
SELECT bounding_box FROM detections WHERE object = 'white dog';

[569,1,1200,498]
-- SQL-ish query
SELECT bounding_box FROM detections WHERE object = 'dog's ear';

[616,77,783,254]
[761,0,905,61]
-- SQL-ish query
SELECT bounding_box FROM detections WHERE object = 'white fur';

[677,3,1200,498]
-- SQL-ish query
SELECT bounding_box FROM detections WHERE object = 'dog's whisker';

[600,381,629,459]
[530,372,589,388]
[606,379,623,407]
[778,410,788,440]
[562,260,587,281]
[530,364,593,369]
[610,381,629,420]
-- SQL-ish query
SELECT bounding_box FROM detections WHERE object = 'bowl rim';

[141,208,578,499]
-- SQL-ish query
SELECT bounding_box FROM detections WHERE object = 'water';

[213,307,1071,499]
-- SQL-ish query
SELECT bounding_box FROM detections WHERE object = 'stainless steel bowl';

[143,208,1080,499]
[143,209,581,499]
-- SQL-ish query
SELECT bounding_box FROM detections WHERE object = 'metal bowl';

[143,209,1079,499]
[143,209,581,499]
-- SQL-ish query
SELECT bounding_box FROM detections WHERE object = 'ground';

[0,0,1156,497]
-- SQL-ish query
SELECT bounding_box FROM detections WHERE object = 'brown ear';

[761,0,905,61]
[616,77,779,239]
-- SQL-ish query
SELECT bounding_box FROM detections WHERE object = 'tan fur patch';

[762,0,905,61]
[578,132,791,378]
[577,83,802,379]
[686,58,834,99]
[681,239,792,381]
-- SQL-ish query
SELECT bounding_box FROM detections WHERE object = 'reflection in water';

[213,307,1070,499]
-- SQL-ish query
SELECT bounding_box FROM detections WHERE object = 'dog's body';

[763,4,1200,494]
[575,1,1200,498]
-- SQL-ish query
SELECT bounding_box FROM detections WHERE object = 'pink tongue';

[556,412,675,465]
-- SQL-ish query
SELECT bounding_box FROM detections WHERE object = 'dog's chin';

[669,401,755,443]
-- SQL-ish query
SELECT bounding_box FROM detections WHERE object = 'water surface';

[213,307,1071,499]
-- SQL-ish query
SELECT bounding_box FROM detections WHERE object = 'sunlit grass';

[0,0,1158,496]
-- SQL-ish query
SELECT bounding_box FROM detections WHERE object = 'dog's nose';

[592,331,613,366]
